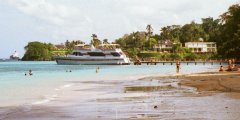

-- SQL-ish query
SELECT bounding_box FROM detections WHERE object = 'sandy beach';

[1,71,240,120]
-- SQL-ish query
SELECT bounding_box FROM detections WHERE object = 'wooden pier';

[134,61,227,65]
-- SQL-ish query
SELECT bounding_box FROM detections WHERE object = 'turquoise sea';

[0,61,224,107]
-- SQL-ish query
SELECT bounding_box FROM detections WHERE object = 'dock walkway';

[134,61,228,65]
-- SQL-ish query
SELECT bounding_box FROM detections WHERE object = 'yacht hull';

[55,57,131,65]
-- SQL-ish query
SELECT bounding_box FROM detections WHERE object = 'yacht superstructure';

[55,44,131,65]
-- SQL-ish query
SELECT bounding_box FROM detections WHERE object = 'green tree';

[65,40,84,50]
[91,34,102,47]
[219,4,240,58]
[201,17,221,42]
[103,39,109,44]
[91,39,102,47]
[160,25,181,42]
[44,43,55,51]
[115,38,126,48]
[22,41,52,61]
[145,38,157,50]
[65,40,71,49]
[117,32,146,50]
[179,22,207,43]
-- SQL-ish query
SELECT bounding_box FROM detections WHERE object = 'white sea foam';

[62,84,73,88]
[34,84,74,105]
[55,84,74,91]
[32,99,50,105]
[32,84,73,105]
[32,94,58,105]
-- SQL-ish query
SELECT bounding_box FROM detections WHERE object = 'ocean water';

[0,61,224,107]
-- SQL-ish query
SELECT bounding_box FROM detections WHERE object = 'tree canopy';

[22,41,54,61]
[114,4,240,59]
[218,4,240,58]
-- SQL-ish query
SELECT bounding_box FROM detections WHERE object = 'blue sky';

[0,0,239,58]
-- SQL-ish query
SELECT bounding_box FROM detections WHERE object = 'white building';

[185,42,217,53]
[153,40,174,53]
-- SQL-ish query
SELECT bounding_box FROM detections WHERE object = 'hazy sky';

[0,0,239,58]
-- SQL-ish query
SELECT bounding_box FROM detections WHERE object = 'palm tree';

[91,34,102,47]
[103,39,109,44]
[146,24,153,40]
[65,40,70,49]
[91,34,98,40]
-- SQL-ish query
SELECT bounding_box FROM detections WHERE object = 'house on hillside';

[185,41,217,53]
[54,43,66,50]
[153,40,174,53]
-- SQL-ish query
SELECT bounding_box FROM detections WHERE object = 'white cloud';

[6,0,239,41]
[7,0,80,25]
[6,0,95,41]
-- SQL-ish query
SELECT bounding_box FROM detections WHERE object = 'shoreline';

[143,71,240,93]
[1,71,240,119]
[180,71,240,94]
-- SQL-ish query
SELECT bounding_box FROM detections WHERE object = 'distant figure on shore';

[226,65,233,71]
[228,59,232,65]
[219,66,224,72]
[232,59,235,64]
[226,58,238,71]
[29,69,33,76]
[176,60,180,73]
[232,65,239,71]
[96,67,100,73]
[24,73,27,76]
[226,64,239,71]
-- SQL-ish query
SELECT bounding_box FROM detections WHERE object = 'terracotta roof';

[55,44,65,49]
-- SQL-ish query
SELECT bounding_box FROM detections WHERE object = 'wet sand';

[1,71,240,120]
[180,72,240,93]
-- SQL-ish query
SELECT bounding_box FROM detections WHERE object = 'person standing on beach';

[232,59,235,64]
[228,59,232,65]
[228,59,234,71]
[176,60,180,73]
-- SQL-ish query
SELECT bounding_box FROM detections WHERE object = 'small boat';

[54,44,131,65]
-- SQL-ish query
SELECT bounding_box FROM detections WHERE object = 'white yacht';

[55,44,131,65]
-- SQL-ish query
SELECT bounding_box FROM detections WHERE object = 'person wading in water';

[176,60,180,73]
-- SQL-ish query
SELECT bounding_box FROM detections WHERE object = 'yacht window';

[72,52,77,56]
[72,52,83,56]
[88,52,106,56]
[111,52,121,57]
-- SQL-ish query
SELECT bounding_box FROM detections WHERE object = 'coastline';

[1,71,240,119]
[146,71,240,94]
[180,71,240,93]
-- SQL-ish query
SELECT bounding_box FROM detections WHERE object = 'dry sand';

[1,71,240,120]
